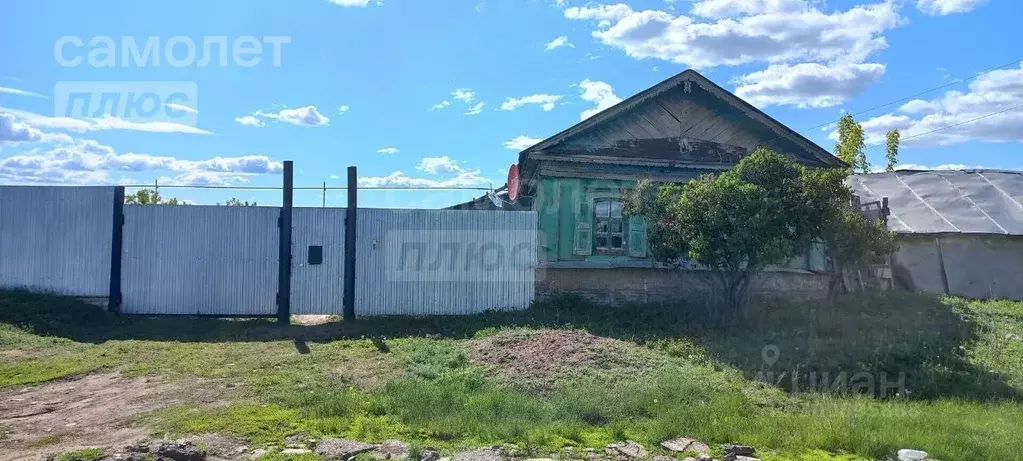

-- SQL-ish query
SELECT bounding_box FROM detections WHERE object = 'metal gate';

[120,205,279,315]
[290,207,347,314]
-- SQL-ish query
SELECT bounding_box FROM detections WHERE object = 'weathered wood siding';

[547,84,817,165]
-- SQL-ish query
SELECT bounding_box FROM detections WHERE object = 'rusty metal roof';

[850,170,1023,235]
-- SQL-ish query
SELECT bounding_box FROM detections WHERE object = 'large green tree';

[625,147,896,322]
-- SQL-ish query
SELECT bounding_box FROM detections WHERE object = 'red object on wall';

[507,164,520,202]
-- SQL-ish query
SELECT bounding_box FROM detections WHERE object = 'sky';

[1,0,1021,207]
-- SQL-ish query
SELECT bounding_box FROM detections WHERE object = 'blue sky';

[1,0,1020,207]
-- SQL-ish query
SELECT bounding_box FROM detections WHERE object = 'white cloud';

[0,113,46,144]
[430,100,451,111]
[358,170,487,188]
[916,0,988,16]
[564,4,634,21]
[893,163,987,171]
[326,0,381,6]
[544,35,575,51]
[234,115,265,127]
[252,105,330,127]
[338,105,350,114]
[376,147,400,154]
[898,99,941,114]
[565,2,901,68]
[0,86,47,99]
[451,88,475,103]
[500,94,563,112]
[577,79,622,120]
[416,156,465,174]
[690,0,808,19]
[834,63,1023,146]
[464,102,486,116]
[164,103,198,114]
[734,62,887,108]
[0,138,282,185]
[503,135,544,151]
[0,107,212,135]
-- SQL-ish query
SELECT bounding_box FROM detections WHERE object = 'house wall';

[892,234,1023,300]
[534,174,819,271]
[536,267,830,305]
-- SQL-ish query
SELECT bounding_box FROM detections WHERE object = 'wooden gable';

[521,70,843,170]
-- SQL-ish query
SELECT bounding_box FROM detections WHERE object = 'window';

[594,198,625,254]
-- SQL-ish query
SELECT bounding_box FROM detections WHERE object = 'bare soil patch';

[469,329,660,391]
[0,372,232,460]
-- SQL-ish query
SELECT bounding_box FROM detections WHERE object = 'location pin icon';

[762,345,780,367]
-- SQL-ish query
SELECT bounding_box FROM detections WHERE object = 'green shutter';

[573,196,593,256]
[808,240,826,271]
[573,222,592,256]
[628,216,647,258]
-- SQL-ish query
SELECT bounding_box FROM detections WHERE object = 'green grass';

[2,290,1023,460]
[53,448,105,461]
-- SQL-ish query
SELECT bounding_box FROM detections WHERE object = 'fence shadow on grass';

[0,288,1018,402]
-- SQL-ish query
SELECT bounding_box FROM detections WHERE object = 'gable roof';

[851,170,1023,235]
[519,69,844,172]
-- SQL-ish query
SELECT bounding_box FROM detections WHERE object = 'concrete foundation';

[892,234,1023,300]
[536,267,830,305]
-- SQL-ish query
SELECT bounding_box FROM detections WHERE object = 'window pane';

[595,200,610,217]
[596,220,608,233]
[610,219,622,233]
[611,235,624,249]
[595,236,608,248]
[609,200,623,217]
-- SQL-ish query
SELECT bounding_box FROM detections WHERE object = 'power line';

[865,102,1023,149]
[778,57,1023,140]
[121,184,491,191]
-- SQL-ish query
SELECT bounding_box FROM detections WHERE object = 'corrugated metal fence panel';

[291,207,346,314]
[121,205,279,315]
[0,186,114,296]
[355,209,538,317]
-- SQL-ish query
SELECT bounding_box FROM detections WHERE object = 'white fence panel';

[291,207,346,314]
[121,205,279,315]
[0,186,114,296]
[355,209,537,317]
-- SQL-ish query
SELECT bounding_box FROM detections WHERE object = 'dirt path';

[0,372,216,460]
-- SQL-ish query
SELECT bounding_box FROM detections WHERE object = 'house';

[851,169,1023,300]
[456,69,845,303]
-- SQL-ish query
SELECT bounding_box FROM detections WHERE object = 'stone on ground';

[316,438,378,460]
[720,444,756,456]
[155,441,207,461]
[605,441,648,460]
[452,447,503,461]
[661,437,710,454]
[419,447,442,461]
[371,440,411,460]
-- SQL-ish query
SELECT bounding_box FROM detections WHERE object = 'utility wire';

[121,184,491,191]
[795,57,1023,136]
[864,102,1023,149]
[756,57,1023,148]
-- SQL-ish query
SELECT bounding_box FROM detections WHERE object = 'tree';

[221,198,257,206]
[625,147,896,322]
[835,113,869,173]
[885,129,901,172]
[800,167,898,299]
[124,189,183,205]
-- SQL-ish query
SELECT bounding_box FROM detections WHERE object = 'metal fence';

[0,186,114,297]
[355,208,537,316]
[0,185,538,317]
[120,205,280,315]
